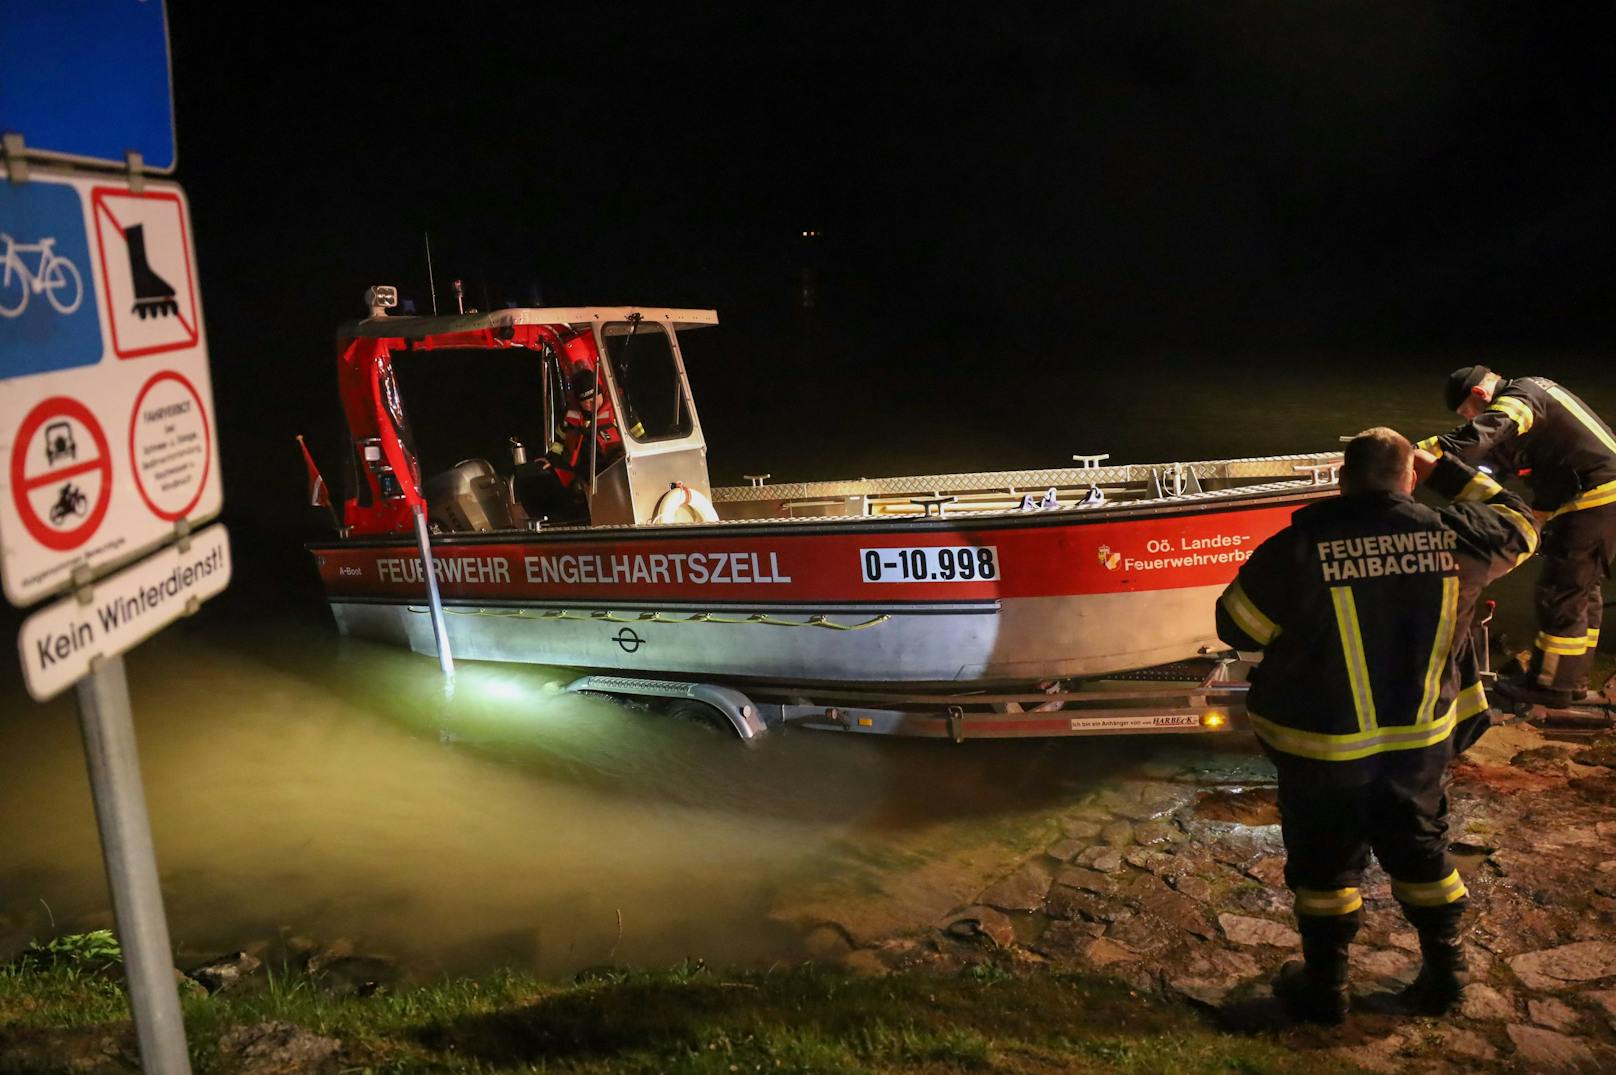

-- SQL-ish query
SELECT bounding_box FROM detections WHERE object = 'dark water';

[1,354,1610,975]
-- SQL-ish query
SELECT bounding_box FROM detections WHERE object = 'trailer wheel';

[662,699,737,737]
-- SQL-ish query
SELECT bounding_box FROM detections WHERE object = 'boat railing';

[711,451,1342,511]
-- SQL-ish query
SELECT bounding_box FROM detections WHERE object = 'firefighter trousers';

[1276,767,1468,949]
[1531,502,1616,693]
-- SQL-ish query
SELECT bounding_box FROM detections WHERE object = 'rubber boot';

[1398,922,1468,1015]
[1273,925,1353,1024]
[1491,672,1573,709]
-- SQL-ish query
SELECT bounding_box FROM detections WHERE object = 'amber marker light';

[1201,711,1228,730]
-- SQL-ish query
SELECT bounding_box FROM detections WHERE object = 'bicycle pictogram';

[0,232,85,319]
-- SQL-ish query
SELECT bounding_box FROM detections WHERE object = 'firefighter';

[1216,428,1538,1023]
[552,366,626,490]
[1420,366,1616,705]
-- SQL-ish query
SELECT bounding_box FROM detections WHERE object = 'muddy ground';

[767,715,1616,1074]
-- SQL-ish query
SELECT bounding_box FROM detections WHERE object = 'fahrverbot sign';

[0,166,221,607]
[18,523,230,701]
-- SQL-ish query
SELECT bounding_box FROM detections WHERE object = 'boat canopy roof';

[340,306,719,342]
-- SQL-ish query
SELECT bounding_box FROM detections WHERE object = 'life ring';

[656,482,719,524]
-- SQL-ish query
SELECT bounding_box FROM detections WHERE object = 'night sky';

[159,2,1611,577]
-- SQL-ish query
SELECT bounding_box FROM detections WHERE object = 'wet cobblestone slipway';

[768,717,1616,1074]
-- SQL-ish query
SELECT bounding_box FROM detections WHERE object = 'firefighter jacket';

[1424,377,1616,518]
[1215,456,1538,782]
[555,402,624,487]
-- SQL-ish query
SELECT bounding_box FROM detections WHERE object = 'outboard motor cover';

[423,459,514,532]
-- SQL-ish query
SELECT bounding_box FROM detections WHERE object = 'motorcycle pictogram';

[49,483,88,527]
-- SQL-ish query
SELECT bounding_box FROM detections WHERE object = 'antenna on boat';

[424,232,438,315]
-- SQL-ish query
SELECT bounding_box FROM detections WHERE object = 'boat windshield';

[601,321,692,442]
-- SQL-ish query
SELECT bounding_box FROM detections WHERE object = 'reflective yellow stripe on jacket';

[1550,478,1616,520]
[1454,470,1503,502]
[1414,578,1460,724]
[1248,683,1488,763]
[1330,587,1377,734]
[1220,579,1280,645]
[1452,468,1539,563]
[1488,394,1534,434]
[1490,503,1541,564]
[1540,384,1616,518]
[1545,384,1616,456]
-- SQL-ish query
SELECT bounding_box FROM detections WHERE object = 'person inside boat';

[1215,428,1539,1024]
[554,366,626,488]
[511,339,633,523]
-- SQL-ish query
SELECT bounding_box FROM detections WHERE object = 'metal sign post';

[75,655,192,1074]
[4,7,207,1070]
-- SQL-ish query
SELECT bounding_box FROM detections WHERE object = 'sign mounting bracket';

[125,151,146,194]
[2,133,28,184]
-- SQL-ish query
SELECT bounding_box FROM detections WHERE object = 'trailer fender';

[564,675,769,742]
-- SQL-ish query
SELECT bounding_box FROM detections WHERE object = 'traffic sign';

[0,0,177,173]
[0,165,220,608]
[128,370,210,521]
[0,176,102,376]
[10,396,112,550]
[91,186,199,357]
[18,523,230,701]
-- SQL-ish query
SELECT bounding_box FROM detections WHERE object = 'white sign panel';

[0,166,221,607]
[18,524,230,701]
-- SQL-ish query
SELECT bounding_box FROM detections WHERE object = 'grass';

[0,954,1368,1075]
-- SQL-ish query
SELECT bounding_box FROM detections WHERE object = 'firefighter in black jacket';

[1216,428,1538,1023]
[1420,366,1616,705]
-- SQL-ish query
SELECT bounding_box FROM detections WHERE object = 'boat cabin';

[336,289,720,537]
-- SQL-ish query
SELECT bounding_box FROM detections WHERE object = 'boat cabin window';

[601,320,692,442]
[389,348,550,478]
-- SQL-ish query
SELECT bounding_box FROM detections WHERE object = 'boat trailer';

[564,658,1249,745]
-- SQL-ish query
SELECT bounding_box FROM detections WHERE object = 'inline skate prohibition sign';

[90,186,198,358]
[10,397,112,552]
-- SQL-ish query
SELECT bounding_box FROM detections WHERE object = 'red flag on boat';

[297,434,332,511]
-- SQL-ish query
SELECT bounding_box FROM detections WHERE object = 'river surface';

[1,357,1609,977]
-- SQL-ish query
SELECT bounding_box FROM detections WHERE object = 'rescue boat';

[306,292,1342,695]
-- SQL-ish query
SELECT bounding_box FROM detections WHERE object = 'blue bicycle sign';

[0,232,85,319]
[0,176,102,380]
